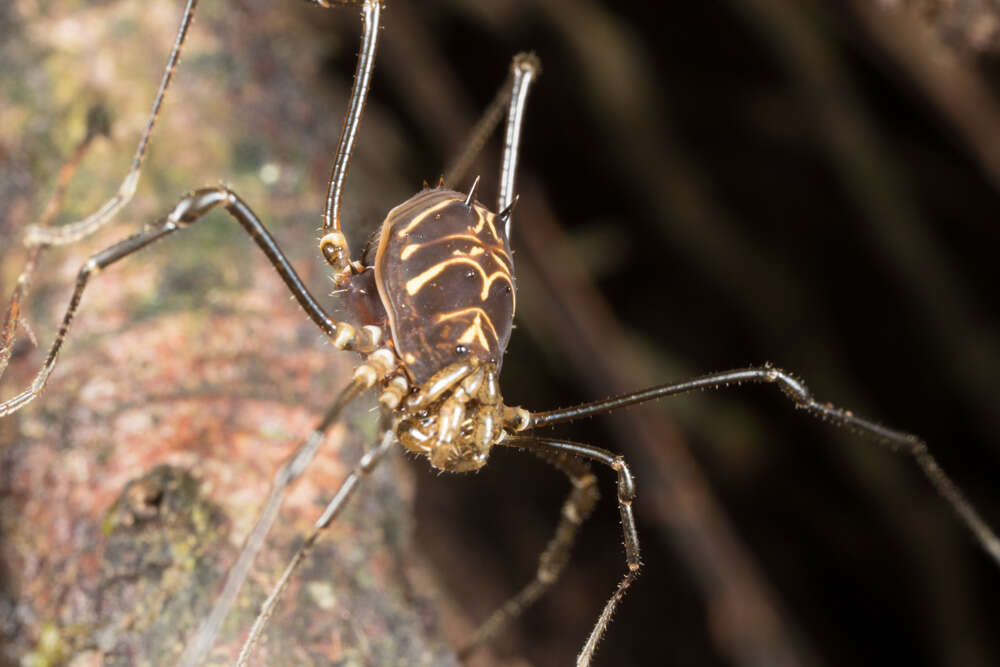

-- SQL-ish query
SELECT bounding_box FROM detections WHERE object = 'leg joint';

[169,187,228,225]
[762,364,811,405]
[79,257,101,279]
[614,457,635,502]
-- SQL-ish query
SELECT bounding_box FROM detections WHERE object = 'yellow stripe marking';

[436,307,501,345]
[396,198,459,237]
[490,250,512,272]
[404,257,513,301]
[471,207,501,242]
[400,233,485,260]
[457,314,491,349]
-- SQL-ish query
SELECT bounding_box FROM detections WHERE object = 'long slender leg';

[177,379,367,667]
[318,0,382,281]
[0,186,381,418]
[236,425,396,666]
[459,447,599,657]
[498,54,540,235]
[23,0,199,246]
[523,364,1000,567]
[503,436,639,667]
[0,105,110,383]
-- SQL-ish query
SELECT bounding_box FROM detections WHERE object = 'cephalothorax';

[360,186,523,472]
[2,1,999,666]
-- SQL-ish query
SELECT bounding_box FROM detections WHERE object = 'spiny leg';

[23,0,199,247]
[178,379,367,667]
[318,0,382,281]
[459,447,599,658]
[237,424,397,666]
[0,186,381,418]
[0,105,110,384]
[526,364,1000,567]
[503,436,639,667]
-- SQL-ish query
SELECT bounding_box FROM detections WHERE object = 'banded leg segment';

[319,0,382,281]
[237,426,397,666]
[505,436,640,667]
[1,106,110,384]
[527,364,1000,567]
[178,379,367,667]
[460,447,599,657]
[24,0,200,247]
[0,186,378,418]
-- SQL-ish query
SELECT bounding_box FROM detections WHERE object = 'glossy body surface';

[375,188,515,385]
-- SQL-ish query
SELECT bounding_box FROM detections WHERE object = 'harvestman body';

[2,1,999,665]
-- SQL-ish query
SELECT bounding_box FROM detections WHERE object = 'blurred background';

[1,0,999,666]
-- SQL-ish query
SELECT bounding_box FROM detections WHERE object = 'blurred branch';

[730,0,1000,442]
[853,0,1000,193]
[532,0,831,352]
[871,0,1000,55]
[514,186,819,667]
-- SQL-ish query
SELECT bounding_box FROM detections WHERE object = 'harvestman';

[2,1,999,665]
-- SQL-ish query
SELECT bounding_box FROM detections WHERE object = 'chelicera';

[2,1,999,666]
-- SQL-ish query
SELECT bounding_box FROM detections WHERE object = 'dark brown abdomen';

[374,188,515,384]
